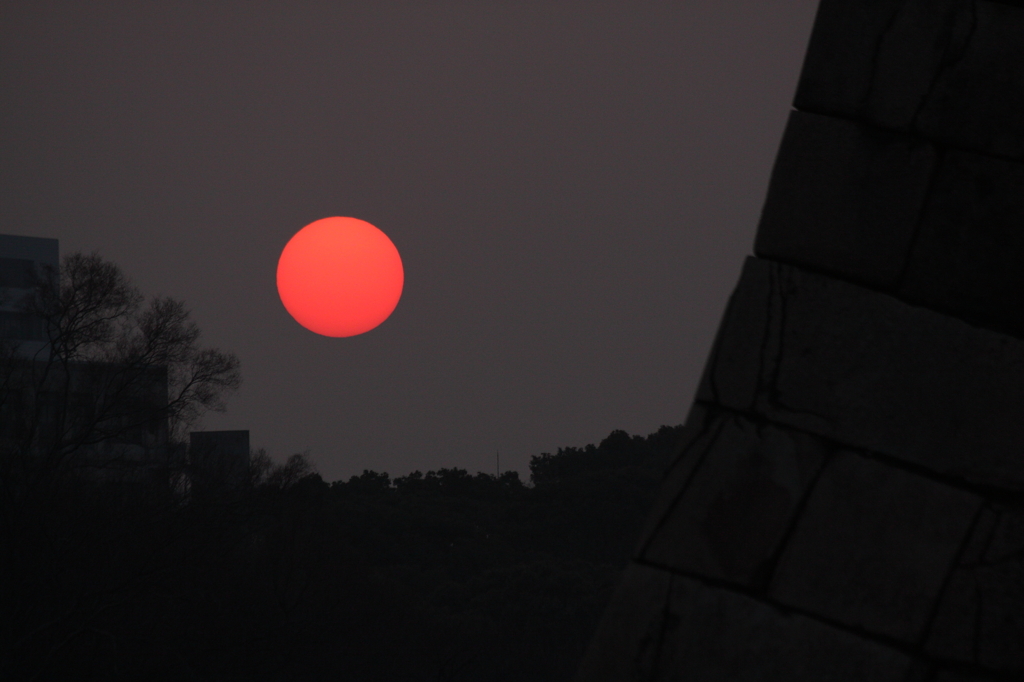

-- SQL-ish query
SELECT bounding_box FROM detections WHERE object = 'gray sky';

[0,0,819,483]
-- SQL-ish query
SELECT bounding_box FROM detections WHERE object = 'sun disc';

[276,217,404,337]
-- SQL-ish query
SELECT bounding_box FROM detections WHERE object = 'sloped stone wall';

[576,1,1024,679]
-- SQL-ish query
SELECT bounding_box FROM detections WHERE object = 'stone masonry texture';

[755,111,936,289]
[577,0,1024,679]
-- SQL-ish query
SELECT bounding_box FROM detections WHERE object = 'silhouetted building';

[0,233,174,483]
[0,233,57,359]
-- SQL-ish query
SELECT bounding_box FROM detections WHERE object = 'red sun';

[276,217,404,337]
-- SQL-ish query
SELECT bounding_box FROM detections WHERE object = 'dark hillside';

[3,425,688,681]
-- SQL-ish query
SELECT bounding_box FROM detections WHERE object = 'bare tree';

[0,251,241,680]
[0,251,241,493]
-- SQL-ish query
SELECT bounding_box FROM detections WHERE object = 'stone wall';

[576,1,1024,679]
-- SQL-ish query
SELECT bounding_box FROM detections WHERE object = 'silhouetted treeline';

[2,426,686,681]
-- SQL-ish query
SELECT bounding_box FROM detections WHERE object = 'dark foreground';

[2,425,684,681]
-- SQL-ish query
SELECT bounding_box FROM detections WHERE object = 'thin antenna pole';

[496,449,500,477]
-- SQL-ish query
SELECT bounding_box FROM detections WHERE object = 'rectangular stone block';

[695,256,777,413]
[652,574,915,682]
[796,0,1024,161]
[754,111,936,289]
[576,565,917,682]
[640,411,827,588]
[899,150,1024,338]
[922,506,1000,661]
[925,506,1024,673]
[794,0,908,119]
[914,0,1024,160]
[631,403,717,557]
[702,257,1024,491]
[769,451,981,643]
[574,562,672,682]
[932,672,990,682]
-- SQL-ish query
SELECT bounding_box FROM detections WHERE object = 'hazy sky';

[1,0,819,483]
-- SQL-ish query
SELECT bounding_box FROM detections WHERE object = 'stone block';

[574,562,672,682]
[652,574,914,682]
[794,0,908,119]
[978,508,1024,671]
[796,0,1024,160]
[631,403,717,557]
[899,150,1024,338]
[925,506,1024,673]
[864,0,977,131]
[576,567,917,682]
[932,672,990,682]
[704,257,1024,491]
[770,451,981,643]
[641,412,827,588]
[695,255,777,412]
[924,507,1000,661]
[754,111,936,289]
[914,0,1024,160]
[925,568,981,664]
